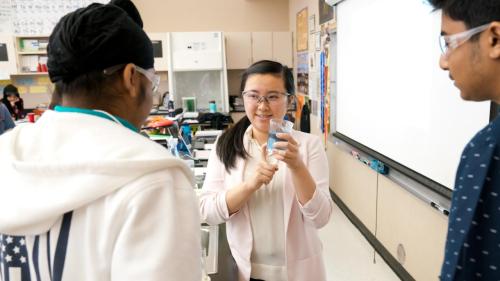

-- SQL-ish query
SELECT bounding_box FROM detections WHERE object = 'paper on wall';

[0,0,12,33]
[17,86,28,94]
[29,85,47,94]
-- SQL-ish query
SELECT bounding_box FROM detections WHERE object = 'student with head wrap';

[0,1,201,280]
[1,84,25,120]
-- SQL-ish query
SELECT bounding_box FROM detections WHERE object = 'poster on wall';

[308,14,315,34]
[297,51,309,96]
[319,0,334,24]
[0,0,11,33]
[296,8,308,52]
[308,70,320,111]
[309,55,321,111]
[7,0,109,35]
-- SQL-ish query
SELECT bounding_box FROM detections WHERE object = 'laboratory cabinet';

[225,31,293,69]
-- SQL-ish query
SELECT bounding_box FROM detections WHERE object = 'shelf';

[18,51,47,55]
[15,35,50,39]
[11,72,48,76]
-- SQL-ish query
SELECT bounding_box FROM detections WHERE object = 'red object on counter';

[27,113,35,123]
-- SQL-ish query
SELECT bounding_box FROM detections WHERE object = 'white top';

[0,110,201,281]
[244,132,287,281]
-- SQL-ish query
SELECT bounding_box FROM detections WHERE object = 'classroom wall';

[288,0,318,75]
[9,0,290,108]
[325,129,448,280]
[134,0,290,32]
[9,76,53,109]
[289,0,449,280]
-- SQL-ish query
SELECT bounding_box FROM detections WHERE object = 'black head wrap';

[47,0,153,83]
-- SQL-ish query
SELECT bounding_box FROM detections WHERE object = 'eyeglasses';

[242,91,290,105]
[103,64,160,93]
[135,66,160,93]
[439,23,490,57]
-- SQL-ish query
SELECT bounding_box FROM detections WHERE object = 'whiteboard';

[335,0,490,189]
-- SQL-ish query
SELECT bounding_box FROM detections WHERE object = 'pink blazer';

[199,128,333,281]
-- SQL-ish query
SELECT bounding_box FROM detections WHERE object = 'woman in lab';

[199,60,333,281]
[1,84,25,120]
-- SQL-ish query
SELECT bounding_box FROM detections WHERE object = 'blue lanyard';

[54,106,138,132]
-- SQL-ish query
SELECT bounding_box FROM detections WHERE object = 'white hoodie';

[0,110,201,281]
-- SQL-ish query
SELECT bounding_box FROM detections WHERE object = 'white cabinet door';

[251,32,272,63]
[272,32,293,67]
[225,32,252,69]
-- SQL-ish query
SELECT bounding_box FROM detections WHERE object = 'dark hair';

[216,60,295,172]
[428,0,500,29]
[1,84,24,120]
[54,70,118,104]
[47,1,153,83]
[55,66,148,107]
[3,84,18,97]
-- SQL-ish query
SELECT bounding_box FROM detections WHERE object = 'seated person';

[1,84,25,120]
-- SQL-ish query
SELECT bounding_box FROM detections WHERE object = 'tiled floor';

[318,203,401,281]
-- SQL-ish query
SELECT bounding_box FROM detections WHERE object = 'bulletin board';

[296,8,308,52]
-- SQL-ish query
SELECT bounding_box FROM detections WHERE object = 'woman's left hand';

[272,133,303,170]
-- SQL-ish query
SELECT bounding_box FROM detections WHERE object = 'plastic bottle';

[168,138,179,157]
[181,124,192,145]
[209,101,216,113]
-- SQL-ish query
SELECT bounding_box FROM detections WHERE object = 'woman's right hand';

[226,144,278,215]
[246,144,278,191]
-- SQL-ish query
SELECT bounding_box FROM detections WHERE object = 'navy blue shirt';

[440,115,500,280]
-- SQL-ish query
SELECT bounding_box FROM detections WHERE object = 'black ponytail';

[215,60,295,172]
[216,115,251,172]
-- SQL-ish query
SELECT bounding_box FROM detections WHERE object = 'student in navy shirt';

[428,0,500,280]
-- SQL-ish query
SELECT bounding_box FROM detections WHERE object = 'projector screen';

[336,0,491,189]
